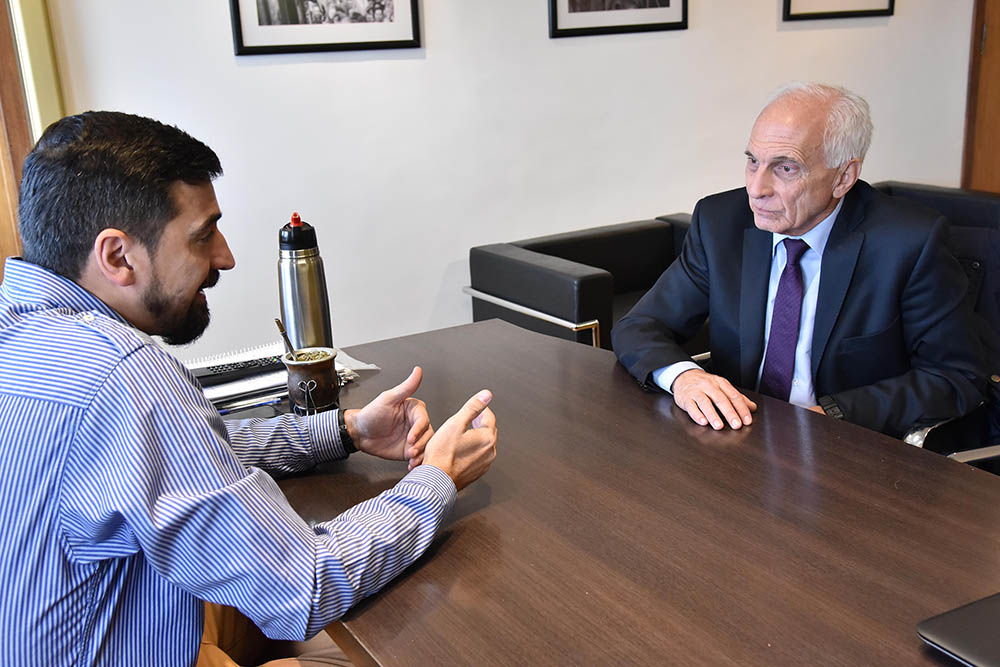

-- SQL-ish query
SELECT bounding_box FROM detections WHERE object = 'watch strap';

[818,395,844,420]
[337,408,356,454]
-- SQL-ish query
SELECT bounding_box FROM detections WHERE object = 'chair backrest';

[515,218,680,294]
[872,181,1000,327]
[873,181,1000,447]
[874,181,1000,230]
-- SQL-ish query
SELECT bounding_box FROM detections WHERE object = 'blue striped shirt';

[0,258,457,667]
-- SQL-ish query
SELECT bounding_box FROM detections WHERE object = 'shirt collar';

[770,197,844,257]
[1,257,129,324]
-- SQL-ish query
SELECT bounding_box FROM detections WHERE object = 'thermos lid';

[279,212,318,251]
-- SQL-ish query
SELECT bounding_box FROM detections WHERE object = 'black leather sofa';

[467,214,696,351]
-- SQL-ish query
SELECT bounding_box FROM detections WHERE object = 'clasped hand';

[345,367,498,490]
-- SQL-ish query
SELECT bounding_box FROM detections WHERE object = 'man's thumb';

[454,390,492,427]
[379,366,422,403]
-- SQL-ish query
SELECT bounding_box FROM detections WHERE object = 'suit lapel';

[739,225,772,387]
[811,185,867,379]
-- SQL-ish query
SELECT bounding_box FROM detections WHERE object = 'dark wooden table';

[275,319,1000,666]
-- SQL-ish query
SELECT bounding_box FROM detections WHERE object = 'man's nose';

[746,166,772,199]
[214,231,236,271]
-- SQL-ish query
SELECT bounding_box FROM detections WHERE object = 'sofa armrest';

[469,244,613,324]
[656,212,692,254]
[514,218,682,293]
[948,445,1000,464]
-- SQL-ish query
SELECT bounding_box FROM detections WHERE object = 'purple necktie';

[759,239,810,402]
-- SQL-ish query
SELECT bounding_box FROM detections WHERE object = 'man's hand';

[423,390,498,491]
[671,368,757,430]
[346,367,433,468]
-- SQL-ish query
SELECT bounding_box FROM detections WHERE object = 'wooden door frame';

[962,0,987,189]
[1,0,33,266]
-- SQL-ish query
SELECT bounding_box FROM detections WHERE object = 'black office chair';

[466,214,706,352]
[873,181,1000,467]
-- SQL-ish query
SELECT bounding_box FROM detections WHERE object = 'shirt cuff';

[652,361,702,394]
[306,408,351,462]
[401,465,458,515]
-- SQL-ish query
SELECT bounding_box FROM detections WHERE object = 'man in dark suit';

[613,83,986,438]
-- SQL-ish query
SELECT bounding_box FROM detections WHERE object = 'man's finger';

[714,398,744,429]
[377,366,423,404]
[735,394,756,424]
[734,400,754,426]
[404,399,431,444]
[449,390,493,430]
[683,396,709,427]
[710,380,755,426]
[471,406,496,431]
[406,414,432,445]
[704,387,743,429]
[407,442,427,463]
[693,394,725,430]
[720,381,744,402]
[721,383,754,408]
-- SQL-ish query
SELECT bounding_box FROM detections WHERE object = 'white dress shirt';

[652,198,843,408]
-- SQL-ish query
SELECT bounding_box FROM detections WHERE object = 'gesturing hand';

[671,368,757,430]
[346,367,434,467]
[423,390,498,491]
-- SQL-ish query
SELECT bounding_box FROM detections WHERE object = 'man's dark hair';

[18,111,222,280]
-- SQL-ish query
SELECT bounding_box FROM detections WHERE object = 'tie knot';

[783,238,809,266]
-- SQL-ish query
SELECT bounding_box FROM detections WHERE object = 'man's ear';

[92,229,138,287]
[832,159,862,199]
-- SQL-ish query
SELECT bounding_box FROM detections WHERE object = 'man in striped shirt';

[0,111,498,666]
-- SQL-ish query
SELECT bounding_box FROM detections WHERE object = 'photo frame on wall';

[549,1,688,39]
[230,0,420,55]
[783,0,894,21]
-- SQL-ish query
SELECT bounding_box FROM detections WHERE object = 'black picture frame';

[782,0,894,21]
[549,1,688,39]
[230,0,421,55]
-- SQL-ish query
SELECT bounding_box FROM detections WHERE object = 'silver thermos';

[278,212,334,350]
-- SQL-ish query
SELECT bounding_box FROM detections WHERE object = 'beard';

[143,269,220,346]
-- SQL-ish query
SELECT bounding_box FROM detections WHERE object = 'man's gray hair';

[765,82,873,168]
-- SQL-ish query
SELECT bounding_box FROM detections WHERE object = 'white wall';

[45,0,974,361]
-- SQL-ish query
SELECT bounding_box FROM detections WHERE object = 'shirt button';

[792,379,800,386]
[81,313,95,322]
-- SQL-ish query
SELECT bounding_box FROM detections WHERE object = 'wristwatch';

[337,409,356,454]
[818,395,844,420]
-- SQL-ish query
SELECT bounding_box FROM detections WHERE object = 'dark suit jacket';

[612,180,987,438]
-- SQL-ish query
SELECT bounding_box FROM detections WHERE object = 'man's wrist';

[652,361,702,394]
[339,409,357,454]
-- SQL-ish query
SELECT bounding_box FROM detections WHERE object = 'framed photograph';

[230,0,420,55]
[783,0,894,21]
[549,0,687,39]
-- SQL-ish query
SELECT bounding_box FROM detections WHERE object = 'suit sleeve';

[612,199,713,388]
[823,217,987,437]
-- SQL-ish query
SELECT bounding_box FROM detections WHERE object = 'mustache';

[200,270,221,290]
